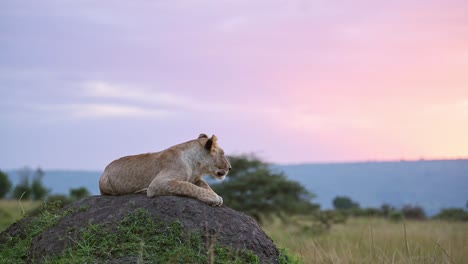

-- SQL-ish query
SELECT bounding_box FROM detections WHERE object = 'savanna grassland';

[1,200,467,264]
[263,216,468,264]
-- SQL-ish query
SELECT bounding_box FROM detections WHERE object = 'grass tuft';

[0,199,43,232]
[0,200,72,263]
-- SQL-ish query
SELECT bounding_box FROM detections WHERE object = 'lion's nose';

[228,166,232,171]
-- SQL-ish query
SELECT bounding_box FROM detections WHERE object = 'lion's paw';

[216,195,223,207]
[206,195,223,207]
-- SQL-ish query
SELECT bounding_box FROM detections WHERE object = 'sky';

[1,0,468,170]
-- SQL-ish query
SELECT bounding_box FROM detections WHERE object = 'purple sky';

[1,1,468,170]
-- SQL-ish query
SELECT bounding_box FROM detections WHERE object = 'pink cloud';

[2,0,468,168]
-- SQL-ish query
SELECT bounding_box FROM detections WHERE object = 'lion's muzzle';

[216,170,227,177]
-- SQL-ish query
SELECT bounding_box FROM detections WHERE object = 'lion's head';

[198,133,231,180]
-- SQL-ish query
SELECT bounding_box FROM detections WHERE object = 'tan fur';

[99,134,231,206]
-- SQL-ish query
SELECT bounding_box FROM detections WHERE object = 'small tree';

[0,170,12,198]
[70,187,91,200]
[212,154,319,221]
[31,168,50,200]
[12,168,32,200]
[332,196,360,211]
[381,203,397,217]
[401,205,426,220]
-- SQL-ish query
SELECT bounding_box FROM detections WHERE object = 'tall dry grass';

[263,217,468,264]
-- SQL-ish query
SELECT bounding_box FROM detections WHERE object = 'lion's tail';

[134,188,148,194]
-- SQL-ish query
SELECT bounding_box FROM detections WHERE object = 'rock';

[2,194,281,263]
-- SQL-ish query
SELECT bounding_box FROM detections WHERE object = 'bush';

[69,187,91,200]
[381,203,397,217]
[0,170,12,199]
[12,167,50,201]
[333,196,360,211]
[31,168,50,201]
[388,211,404,222]
[350,207,382,217]
[401,205,426,220]
[434,208,468,221]
[12,174,31,200]
[212,154,319,221]
[315,210,348,229]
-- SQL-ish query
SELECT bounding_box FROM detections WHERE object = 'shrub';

[434,208,468,221]
[0,171,12,199]
[363,207,381,217]
[314,210,348,230]
[212,154,319,221]
[12,167,50,201]
[69,187,91,200]
[401,205,426,220]
[332,196,360,211]
[30,168,50,201]
[388,211,404,222]
[381,203,397,217]
[12,177,31,200]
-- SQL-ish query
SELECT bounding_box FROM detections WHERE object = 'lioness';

[99,134,231,206]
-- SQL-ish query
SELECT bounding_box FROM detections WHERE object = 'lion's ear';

[205,135,218,152]
[198,133,208,139]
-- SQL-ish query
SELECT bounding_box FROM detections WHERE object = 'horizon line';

[3,157,468,172]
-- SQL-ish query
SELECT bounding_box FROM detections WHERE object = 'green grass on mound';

[1,204,298,263]
[45,208,260,263]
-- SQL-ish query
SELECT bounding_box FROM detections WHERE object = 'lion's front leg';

[195,178,212,191]
[148,179,223,206]
[195,179,223,205]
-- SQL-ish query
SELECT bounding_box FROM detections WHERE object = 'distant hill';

[278,159,468,215]
[5,159,468,215]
